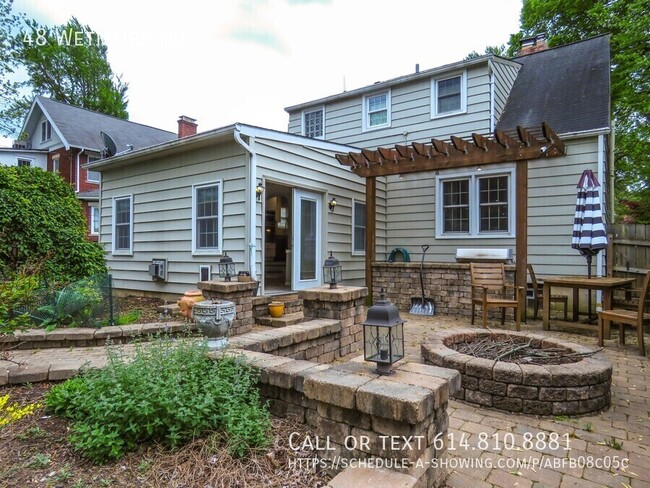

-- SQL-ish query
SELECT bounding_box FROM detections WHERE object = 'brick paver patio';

[2,314,648,488]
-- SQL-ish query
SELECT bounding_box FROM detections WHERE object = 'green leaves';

[45,337,272,463]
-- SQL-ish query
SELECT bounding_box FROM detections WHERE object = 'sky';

[5,0,522,144]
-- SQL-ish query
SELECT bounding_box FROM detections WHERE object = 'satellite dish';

[100,131,117,158]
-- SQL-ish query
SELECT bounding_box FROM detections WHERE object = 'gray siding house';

[87,124,381,296]
[285,35,612,278]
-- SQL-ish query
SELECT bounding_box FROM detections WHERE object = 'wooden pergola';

[335,122,566,306]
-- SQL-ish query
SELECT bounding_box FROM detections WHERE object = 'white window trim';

[362,89,391,132]
[191,180,223,255]
[351,198,366,256]
[90,205,100,236]
[435,166,515,239]
[86,155,101,183]
[17,158,32,167]
[41,120,52,142]
[199,265,212,282]
[111,195,133,255]
[430,70,467,119]
[302,106,325,139]
[52,157,59,173]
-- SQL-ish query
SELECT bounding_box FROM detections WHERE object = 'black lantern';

[322,250,342,289]
[218,252,235,282]
[363,290,405,375]
[255,181,264,201]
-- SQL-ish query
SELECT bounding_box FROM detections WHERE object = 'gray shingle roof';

[36,96,175,153]
[497,35,611,134]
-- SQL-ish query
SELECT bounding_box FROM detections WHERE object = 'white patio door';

[292,189,322,290]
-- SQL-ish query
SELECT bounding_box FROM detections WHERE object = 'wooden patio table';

[542,276,636,332]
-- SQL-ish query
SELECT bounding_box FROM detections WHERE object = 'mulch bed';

[0,383,331,487]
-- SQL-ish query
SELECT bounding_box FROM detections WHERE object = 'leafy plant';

[114,309,141,326]
[583,422,593,432]
[27,452,50,468]
[604,437,623,450]
[0,272,39,335]
[0,394,41,428]
[45,336,271,463]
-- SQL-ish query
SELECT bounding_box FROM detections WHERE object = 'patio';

[2,312,648,488]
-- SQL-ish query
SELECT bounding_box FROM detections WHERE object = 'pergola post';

[516,160,528,322]
[365,176,376,305]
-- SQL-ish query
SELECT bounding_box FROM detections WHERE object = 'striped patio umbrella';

[571,169,608,278]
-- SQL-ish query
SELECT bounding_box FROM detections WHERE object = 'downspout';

[233,125,258,283]
[487,59,495,133]
[76,149,84,193]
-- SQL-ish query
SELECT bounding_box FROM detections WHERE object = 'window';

[17,159,31,167]
[52,157,59,173]
[431,72,466,117]
[41,120,52,142]
[192,181,222,254]
[87,155,100,183]
[363,90,390,130]
[112,196,132,253]
[303,108,324,138]
[90,205,100,235]
[352,200,366,254]
[436,169,513,238]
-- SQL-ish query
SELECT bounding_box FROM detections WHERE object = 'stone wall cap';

[356,377,434,423]
[298,285,368,302]
[198,281,259,292]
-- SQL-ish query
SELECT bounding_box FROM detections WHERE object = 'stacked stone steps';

[256,311,305,327]
[252,293,305,328]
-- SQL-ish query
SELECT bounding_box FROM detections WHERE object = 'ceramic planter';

[268,301,284,318]
[177,290,205,319]
[192,299,236,349]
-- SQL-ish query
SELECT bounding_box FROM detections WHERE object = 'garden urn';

[177,290,205,319]
[192,299,236,350]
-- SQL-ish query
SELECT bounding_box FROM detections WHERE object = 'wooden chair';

[598,270,650,356]
[470,262,524,331]
[528,264,568,320]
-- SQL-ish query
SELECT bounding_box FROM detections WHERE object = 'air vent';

[148,258,167,281]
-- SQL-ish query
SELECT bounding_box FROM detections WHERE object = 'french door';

[292,189,322,290]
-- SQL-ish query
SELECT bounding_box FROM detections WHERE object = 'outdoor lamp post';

[218,252,235,282]
[363,289,405,375]
[322,250,342,289]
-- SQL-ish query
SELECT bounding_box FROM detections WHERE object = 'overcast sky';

[7,0,521,143]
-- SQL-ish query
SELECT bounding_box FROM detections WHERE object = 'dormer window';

[303,108,324,138]
[431,71,467,118]
[363,90,391,131]
[41,120,52,142]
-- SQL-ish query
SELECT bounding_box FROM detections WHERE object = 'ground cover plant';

[45,336,272,463]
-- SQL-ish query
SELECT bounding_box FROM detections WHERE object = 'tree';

[0,166,106,284]
[0,0,24,135]
[0,6,129,137]
[514,0,650,222]
[464,45,508,60]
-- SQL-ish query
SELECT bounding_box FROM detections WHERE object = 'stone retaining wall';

[373,262,516,318]
[421,329,612,416]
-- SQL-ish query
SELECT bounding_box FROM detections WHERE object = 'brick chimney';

[177,116,198,138]
[518,33,548,55]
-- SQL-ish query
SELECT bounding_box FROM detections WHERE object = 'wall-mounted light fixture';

[328,197,337,213]
[255,180,264,201]
[477,165,483,172]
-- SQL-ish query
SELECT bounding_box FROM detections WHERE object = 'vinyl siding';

[288,64,493,150]
[253,136,386,286]
[491,59,521,124]
[100,141,248,295]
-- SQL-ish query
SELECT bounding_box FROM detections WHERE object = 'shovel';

[409,245,435,315]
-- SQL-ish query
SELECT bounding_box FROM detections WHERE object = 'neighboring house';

[285,35,612,278]
[86,124,371,296]
[0,96,176,240]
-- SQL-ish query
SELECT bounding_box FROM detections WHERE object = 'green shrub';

[0,273,39,334]
[0,166,106,284]
[45,337,271,463]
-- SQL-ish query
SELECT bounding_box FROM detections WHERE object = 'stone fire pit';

[421,329,612,416]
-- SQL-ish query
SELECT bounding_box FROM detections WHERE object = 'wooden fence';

[608,224,649,287]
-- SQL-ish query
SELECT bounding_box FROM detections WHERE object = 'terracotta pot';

[177,290,205,319]
[268,301,284,318]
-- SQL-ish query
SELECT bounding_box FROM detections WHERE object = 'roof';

[85,122,359,171]
[28,96,175,153]
[497,35,611,135]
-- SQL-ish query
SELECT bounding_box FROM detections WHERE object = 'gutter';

[233,124,258,284]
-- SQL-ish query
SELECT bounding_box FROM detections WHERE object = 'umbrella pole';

[587,254,593,320]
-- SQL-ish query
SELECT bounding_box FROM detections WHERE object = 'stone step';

[156,303,182,316]
[256,311,304,328]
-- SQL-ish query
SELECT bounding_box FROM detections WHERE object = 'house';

[90,35,611,300]
[85,124,369,296]
[0,96,176,240]
[284,35,612,279]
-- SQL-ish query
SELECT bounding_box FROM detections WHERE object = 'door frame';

[292,188,323,291]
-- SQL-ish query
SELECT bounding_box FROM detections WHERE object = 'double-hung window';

[87,155,100,183]
[436,169,513,238]
[41,120,52,142]
[352,199,366,254]
[90,204,100,235]
[192,181,222,254]
[431,72,466,117]
[112,195,132,254]
[363,90,390,130]
[303,108,324,138]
